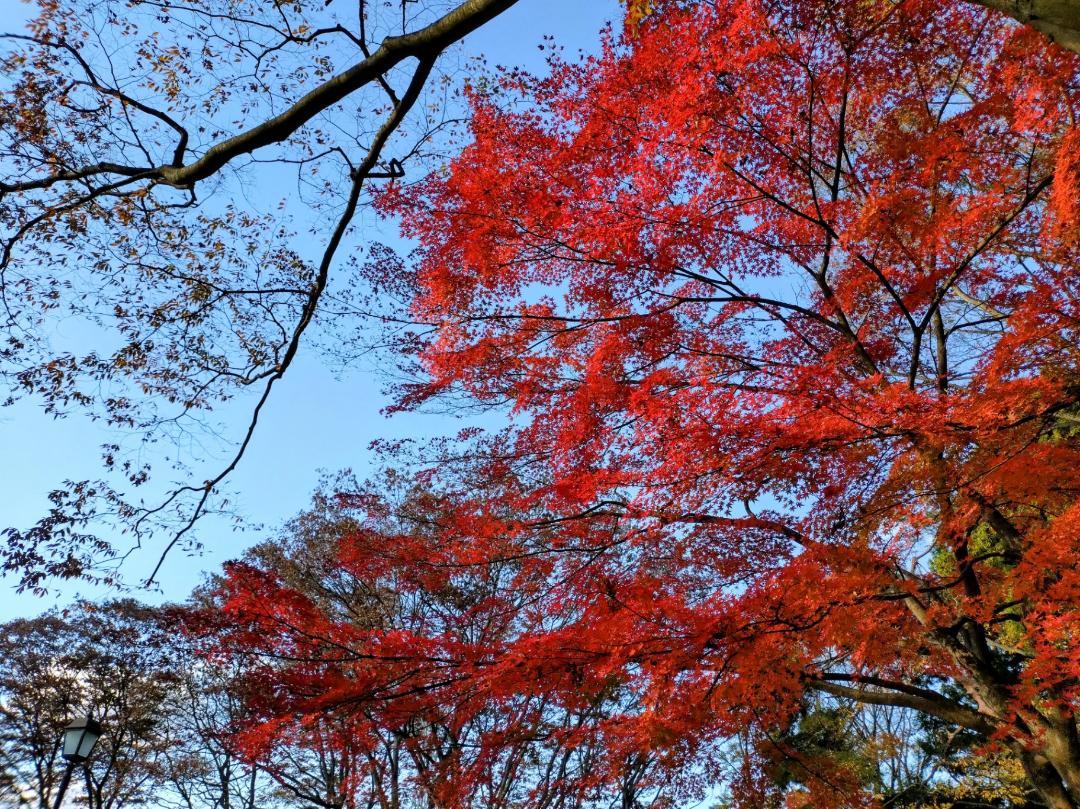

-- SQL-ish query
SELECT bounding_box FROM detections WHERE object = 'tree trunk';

[1044,721,1080,804]
[1014,745,1080,809]
[969,0,1080,54]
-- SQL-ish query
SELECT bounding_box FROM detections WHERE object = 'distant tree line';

[0,482,1056,808]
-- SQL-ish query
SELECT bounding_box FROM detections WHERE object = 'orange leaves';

[621,0,656,31]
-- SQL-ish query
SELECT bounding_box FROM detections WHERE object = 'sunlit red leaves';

[1049,128,1080,243]
[206,0,1080,805]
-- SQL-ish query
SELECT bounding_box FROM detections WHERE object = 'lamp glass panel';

[62,728,85,760]
[77,729,99,760]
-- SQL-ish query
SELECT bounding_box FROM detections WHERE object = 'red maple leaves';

[209,1,1080,805]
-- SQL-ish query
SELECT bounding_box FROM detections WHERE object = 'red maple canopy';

[212,0,1080,805]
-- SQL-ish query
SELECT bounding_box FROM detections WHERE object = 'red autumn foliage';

[209,1,1080,806]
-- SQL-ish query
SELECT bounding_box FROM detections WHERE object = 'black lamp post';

[52,715,102,809]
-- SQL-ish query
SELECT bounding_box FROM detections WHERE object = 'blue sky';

[0,0,622,618]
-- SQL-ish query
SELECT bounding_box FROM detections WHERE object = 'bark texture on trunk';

[1014,744,1080,809]
[970,0,1080,54]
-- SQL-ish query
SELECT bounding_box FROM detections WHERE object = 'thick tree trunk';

[1015,748,1079,809]
[869,582,1080,809]
[959,662,1080,807]
[969,0,1080,54]
[1044,721,1080,804]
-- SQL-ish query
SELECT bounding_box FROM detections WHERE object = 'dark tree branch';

[144,57,438,584]
[807,675,997,734]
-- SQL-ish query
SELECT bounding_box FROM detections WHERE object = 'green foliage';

[765,706,877,793]
[1044,403,1080,443]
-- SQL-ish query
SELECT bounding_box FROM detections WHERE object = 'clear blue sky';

[0,0,622,618]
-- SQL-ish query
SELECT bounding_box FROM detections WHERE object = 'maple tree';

[0,0,1073,598]
[205,0,1080,807]
[198,473,673,808]
[0,0,1074,592]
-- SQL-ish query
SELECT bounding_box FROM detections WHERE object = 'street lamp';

[52,715,102,809]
